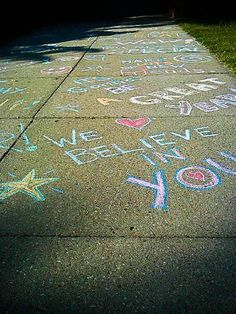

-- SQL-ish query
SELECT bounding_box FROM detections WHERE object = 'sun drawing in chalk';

[0,169,63,202]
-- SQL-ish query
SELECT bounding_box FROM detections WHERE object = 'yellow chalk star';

[0,169,59,201]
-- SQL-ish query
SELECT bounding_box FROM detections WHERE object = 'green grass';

[180,21,236,75]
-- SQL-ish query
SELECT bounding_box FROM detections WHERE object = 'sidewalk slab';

[36,74,236,118]
[0,116,235,237]
[72,52,228,77]
[0,237,235,313]
[0,77,62,118]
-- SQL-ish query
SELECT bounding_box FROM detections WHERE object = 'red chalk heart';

[187,171,205,181]
[116,117,151,130]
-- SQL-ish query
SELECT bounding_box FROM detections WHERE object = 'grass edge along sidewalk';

[180,21,236,75]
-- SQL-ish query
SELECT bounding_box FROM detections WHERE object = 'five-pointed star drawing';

[0,169,59,201]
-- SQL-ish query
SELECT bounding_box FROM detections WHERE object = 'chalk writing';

[0,123,37,153]
[9,99,41,111]
[120,64,206,75]
[55,104,80,113]
[68,77,140,94]
[166,101,192,115]
[140,147,187,166]
[43,126,218,167]
[205,151,236,176]
[41,66,72,75]
[14,45,60,54]
[130,77,226,105]
[173,55,213,63]
[100,44,201,54]
[0,99,9,107]
[19,123,38,152]
[55,56,81,62]
[147,31,185,38]
[126,170,168,210]
[97,98,122,106]
[83,54,106,61]
[127,149,234,209]
[0,87,26,95]
[128,78,236,115]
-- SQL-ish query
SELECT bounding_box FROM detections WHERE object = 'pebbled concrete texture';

[0,238,235,313]
[0,77,63,118]
[0,16,235,313]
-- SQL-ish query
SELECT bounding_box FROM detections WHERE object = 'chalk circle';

[173,55,213,63]
[175,166,221,190]
[41,66,72,75]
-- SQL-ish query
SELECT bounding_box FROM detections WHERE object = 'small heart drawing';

[187,171,205,181]
[115,117,151,130]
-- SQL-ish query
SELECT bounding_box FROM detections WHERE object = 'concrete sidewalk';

[0,16,235,313]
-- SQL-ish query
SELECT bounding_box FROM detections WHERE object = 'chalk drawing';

[121,63,206,75]
[194,102,219,112]
[0,59,50,71]
[8,172,16,178]
[217,94,236,102]
[79,65,112,73]
[116,40,144,46]
[126,170,168,210]
[105,85,137,94]
[0,124,37,153]
[19,123,38,152]
[0,87,26,95]
[83,54,106,61]
[166,101,192,116]
[68,77,140,94]
[0,169,59,202]
[51,187,64,194]
[129,77,227,107]
[173,55,213,63]
[44,130,102,148]
[175,166,221,190]
[55,56,81,62]
[0,131,16,149]
[9,99,41,111]
[0,99,9,107]
[204,151,236,176]
[15,45,60,54]
[41,66,72,75]
[210,98,236,108]
[43,169,55,175]
[97,98,122,106]
[140,147,187,166]
[147,31,183,38]
[55,104,80,113]
[115,117,151,130]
